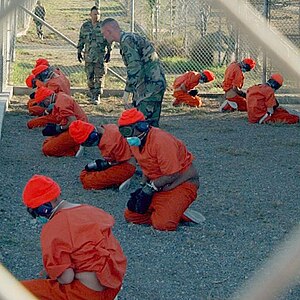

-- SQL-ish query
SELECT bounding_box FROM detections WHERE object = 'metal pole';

[130,0,135,32]
[262,0,269,83]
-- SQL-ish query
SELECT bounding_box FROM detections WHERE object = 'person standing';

[220,58,256,112]
[77,6,112,105]
[101,18,166,127]
[33,1,46,39]
[21,174,127,300]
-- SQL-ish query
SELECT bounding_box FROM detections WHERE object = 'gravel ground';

[0,95,300,300]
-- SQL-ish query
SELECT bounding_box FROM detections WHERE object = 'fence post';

[130,0,135,32]
[262,0,269,83]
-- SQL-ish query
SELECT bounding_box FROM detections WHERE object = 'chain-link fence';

[7,0,300,95]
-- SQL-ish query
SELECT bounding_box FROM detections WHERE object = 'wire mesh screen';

[11,0,300,95]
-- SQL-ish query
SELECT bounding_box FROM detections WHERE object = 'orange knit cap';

[22,175,61,208]
[35,58,50,68]
[32,64,48,77]
[69,120,95,144]
[202,70,215,82]
[118,108,145,126]
[34,87,54,103]
[25,74,35,88]
[270,73,284,86]
[242,58,256,70]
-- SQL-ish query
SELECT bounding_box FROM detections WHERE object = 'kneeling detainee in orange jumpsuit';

[26,58,71,118]
[69,120,136,190]
[21,174,127,300]
[220,57,256,112]
[31,86,88,157]
[118,108,204,231]
[172,70,215,107]
[246,73,299,124]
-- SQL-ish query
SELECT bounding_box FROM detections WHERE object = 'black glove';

[104,52,111,63]
[84,159,111,172]
[188,89,198,97]
[77,52,83,63]
[127,184,155,214]
[29,92,35,99]
[42,123,63,136]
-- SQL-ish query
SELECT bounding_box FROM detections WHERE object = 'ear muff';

[27,202,53,218]
[135,121,150,133]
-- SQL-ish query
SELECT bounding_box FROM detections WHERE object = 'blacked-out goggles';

[82,130,100,147]
[119,125,135,138]
[119,121,150,138]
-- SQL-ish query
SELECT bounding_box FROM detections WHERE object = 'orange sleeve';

[47,76,71,95]
[53,94,75,119]
[173,72,201,90]
[41,219,74,279]
[222,63,244,91]
[264,88,277,108]
[99,124,132,162]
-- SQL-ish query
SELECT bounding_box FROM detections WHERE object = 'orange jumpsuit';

[22,205,127,300]
[42,93,88,157]
[222,62,247,111]
[27,69,71,117]
[80,124,136,190]
[172,71,202,107]
[125,127,198,231]
[247,84,299,124]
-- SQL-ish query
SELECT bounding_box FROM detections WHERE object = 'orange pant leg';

[173,90,202,107]
[22,279,120,300]
[124,182,198,231]
[27,99,46,116]
[80,162,136,190]
[42,131,80,157]
[227,95,247,111]
[27,114,58,129]
[266,107,299,124]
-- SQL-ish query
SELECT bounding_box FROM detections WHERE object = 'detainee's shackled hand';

[77,52,83,63]
[127,184,156,214]
[104,52,111,63]
[85,159,111,172]
[188,89,198,97]
[42,123,63,136]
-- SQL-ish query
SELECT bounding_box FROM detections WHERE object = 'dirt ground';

[0,94,300,300]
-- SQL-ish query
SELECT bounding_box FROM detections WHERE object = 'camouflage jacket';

[120,31,166,102]
[34,5,45,21]
[77,20,111,63]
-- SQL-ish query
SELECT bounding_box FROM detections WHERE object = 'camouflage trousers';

[85,62,107,98]
[134,90,165,127]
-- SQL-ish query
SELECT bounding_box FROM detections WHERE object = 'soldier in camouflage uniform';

[77,6,111,104]
[34,1,46,39]
[101,18,166,127]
